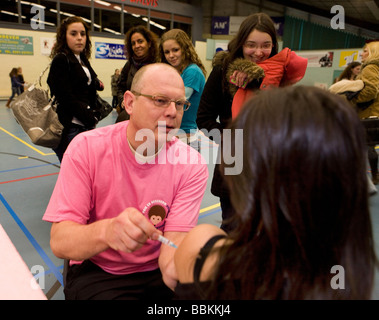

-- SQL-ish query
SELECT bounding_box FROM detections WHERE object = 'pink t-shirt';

[43,121,208,275]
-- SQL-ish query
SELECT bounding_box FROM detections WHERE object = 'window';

[173,21,191,37]
[0,0,20,24]
[0,0,194,39]
[59,1,92,30]
[20,0,57,29]
[148,10,170,37]
[93,1,122,35]
[174,14,192,37]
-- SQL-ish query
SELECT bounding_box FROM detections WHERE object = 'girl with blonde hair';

[352,41,379,184]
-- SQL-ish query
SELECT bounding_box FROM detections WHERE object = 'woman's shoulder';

[212,50,229,67]
[362,60,379,72]
[183,224,226,246]
[175,224,227,283]
[182,64,205,80]
[120,60,132,75]
[360,61,379,82]
[51,52,71,66]
[363,58,379,67]
[184,63,201,73]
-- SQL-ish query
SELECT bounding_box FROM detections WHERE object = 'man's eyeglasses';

[131,91,190,111]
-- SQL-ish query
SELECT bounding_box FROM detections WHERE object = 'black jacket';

[47,52,101,128]
[116,60,135,105]
[197,52,263,197]
[196,64,233,143]
[196,63,233,198]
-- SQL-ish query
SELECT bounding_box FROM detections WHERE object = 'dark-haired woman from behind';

[175,86,378,300]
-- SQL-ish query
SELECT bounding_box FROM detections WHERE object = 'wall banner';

[0,34,33,55]
[95,42,126,60]
[212,16,285,36]
[211,17,229,35]
[297,51,334,68]
[339,50,362,67]
[41,37,55,56]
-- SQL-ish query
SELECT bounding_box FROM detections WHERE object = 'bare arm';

[50,208,162,261]
[158,231,187,290]
[174,224,227,283]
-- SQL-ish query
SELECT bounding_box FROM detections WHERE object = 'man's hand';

[50,208,161,261]
[105,208,162,253]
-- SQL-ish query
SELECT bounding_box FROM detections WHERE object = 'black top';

[47,52,101,128]
[196,65,233,197]
[174,234,226,300]
[196,65,233,143]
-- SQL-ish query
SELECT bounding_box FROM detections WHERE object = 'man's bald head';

[131,63,183,93]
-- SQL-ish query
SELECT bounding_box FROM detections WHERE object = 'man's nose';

[165,101,177,115]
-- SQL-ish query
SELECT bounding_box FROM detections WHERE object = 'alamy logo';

[330,5,345,30]
[133,122,243,175]
[30,6,45,30]
[330,265,345,289]
[30,265,45,290]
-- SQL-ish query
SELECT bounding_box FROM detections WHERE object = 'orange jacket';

[231,48,308,119]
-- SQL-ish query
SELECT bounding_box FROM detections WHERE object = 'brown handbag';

[10,64,63,149]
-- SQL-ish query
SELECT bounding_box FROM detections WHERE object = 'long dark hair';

[337,61,361,81]
[50,16,92,60]
[124,25,158,63]
[224,13,278,66]
[218,13,278,91]
[206,86,377,299]
[9,67,18,77]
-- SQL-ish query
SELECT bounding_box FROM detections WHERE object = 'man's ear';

[123,90,134,115]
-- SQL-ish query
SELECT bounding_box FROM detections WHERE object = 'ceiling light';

[104,27,121,35]
[20,1,45,9]
[113,6,128,13]
[89,0,111,6]
[1,10,26,19]
[142,17,166,30]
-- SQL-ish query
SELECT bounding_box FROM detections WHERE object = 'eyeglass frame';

[131,91,190,111]
[243,41,273,51]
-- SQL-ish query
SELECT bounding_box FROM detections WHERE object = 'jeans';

[9,86,21,100]
[53,124,88,162]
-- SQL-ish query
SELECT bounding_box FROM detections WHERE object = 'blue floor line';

[0,193,63,286]
[199,207,221,219]
[0,162,60,174]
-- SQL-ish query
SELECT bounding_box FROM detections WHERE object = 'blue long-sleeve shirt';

[11,76,23,88]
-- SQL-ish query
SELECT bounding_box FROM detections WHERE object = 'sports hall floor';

[1,98,379,300]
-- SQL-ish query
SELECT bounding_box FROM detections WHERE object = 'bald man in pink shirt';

[43,63,209,300]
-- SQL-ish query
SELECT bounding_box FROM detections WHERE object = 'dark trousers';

[368,145,378,177]
[112,95,118,108]
[64,260,174,300]
[368,146,378,175]
[53,124,89,162]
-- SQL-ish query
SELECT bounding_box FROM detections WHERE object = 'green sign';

[0,34,33,55]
